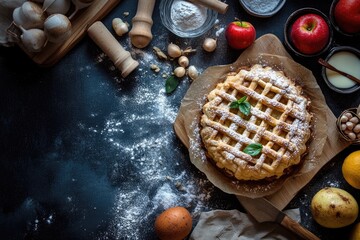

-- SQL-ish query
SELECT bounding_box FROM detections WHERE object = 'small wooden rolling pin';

[87,21,139,78]
[189,0,228,14]
[129,0,156,48]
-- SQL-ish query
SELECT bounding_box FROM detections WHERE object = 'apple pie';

[200,64,312,181]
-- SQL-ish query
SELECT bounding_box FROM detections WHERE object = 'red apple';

[290,13,330,55]
[225,21,256,50]
[334,0,360,34]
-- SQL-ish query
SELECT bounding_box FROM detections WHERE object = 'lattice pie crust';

[200,64,312,181]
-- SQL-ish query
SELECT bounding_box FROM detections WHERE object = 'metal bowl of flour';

[239,0,287,18]
[159,0,218,38]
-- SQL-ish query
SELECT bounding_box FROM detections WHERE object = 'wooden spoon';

[318,58,360,85]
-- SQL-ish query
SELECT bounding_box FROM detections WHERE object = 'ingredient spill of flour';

[170,0,207,31]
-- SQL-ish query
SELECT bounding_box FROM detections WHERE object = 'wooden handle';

[281,215,320,240]
[318,58,360,84]
[129,0,156,48]
[87,21,139,77]
[189,0,228,14]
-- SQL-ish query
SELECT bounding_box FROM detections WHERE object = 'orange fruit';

[342,150,360,189]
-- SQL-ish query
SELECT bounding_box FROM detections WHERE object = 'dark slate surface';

[0,0,359,239]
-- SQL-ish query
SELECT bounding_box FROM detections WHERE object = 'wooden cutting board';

[19,0,122,66]
[173,34,350,210]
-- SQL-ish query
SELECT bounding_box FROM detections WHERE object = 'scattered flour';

[85,43,227,239]
[80,19,238,239]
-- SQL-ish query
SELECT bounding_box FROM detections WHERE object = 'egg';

[154,206,192,240]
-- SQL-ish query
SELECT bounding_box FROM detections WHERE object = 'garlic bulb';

[20,27,47,52]
[202,38,217,52]
[13,1,46,29]
[187,65,198,80]
[178,56,189,68]
[44,13,71,43]
[167,43,181,58]
[174,66,185,78]
[43,0,71,15]
[112,18,128,36]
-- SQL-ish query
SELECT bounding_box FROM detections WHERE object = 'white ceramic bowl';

[321,46,360,94]
[159,0,218,38]
[239,0,286,18]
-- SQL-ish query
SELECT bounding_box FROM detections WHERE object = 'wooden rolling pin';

[189,0,228,14]
[129,0,156,48]
[87,21,139,78]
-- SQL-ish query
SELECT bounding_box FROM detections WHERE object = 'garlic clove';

[20,27,47,52]
[202,38,217,52]
[174,66,186,78]
[43,0,71,15]
[167,43,181,58]
[112,18,128,36]
[178,55,189,68]
[44,13,72,43]
[187,65,198,80]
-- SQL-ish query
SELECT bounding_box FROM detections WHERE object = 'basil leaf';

[239,101,251,116]
[229,101,240,109]
[229,96,251,115]
[165,76,179,94]
[243,143,263,156]
[238,96,247,103]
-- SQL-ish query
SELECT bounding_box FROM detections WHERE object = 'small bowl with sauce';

[239,0,286,18]
[329,0,360,38]
[284,8,333,58]
[321,46,360,94]
[159,0,218,38]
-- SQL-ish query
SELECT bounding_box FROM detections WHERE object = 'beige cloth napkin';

[190,209,300,240]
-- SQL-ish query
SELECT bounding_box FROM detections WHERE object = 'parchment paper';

[179,34,328,198]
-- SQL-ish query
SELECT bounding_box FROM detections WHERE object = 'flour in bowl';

[170,0,207,31]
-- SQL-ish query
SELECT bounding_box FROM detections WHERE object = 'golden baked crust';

[200,64,312,181]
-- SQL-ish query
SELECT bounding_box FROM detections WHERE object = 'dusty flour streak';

[80,26,235,239]
[108,171,216,239]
